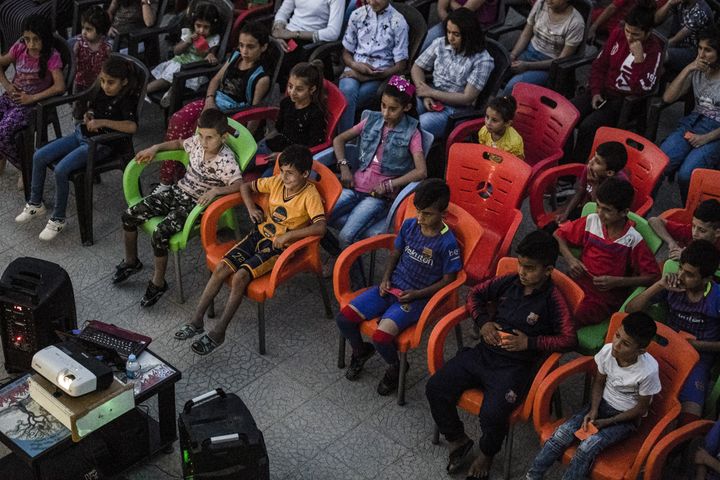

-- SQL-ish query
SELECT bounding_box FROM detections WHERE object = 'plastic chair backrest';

[497,257,585,313]
[445,143,531,234]
[580,202,663,254]
[679,168,720,223]
[589,127,669,214]
[392,1,427,63]
[324,79,347,146]
[510,82,580,170]
[475,38,510,110]
[226,117,257,171]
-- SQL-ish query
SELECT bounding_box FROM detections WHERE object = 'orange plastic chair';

[333,199,484,405]
[445,82,580,186]
[659,168,720,224]
[200,160,342,354]
[427,256,585,480]
[532,312,700,480]
[445,143,531,284]
[644,419,714,480]
[529,127,670,228]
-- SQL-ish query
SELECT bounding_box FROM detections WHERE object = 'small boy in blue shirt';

[335,178,462,395]
[626,239,720,425]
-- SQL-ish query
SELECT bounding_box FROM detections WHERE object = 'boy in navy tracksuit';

[426,230,576,479]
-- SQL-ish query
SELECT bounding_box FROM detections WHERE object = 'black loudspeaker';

[0,257,77,372]
[179,388,270,480]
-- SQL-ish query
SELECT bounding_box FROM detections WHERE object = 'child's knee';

[121,211,142,231]
[230,268,251,290]
[150,229,170,257]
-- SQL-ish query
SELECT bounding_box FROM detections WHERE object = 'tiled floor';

[0,69,686,479]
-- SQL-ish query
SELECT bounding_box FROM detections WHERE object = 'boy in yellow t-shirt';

[477,95,524,160]
[178,145,327,355]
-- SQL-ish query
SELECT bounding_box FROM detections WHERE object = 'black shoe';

[345,342,375,381]
[140,280,168,307]
[112,259,143,284]
[377,361,409,396]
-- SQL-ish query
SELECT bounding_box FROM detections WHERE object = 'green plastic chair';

[575,202,663,355]
[122,118,256,303]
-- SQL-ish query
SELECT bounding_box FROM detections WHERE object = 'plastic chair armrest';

[533,356,595,432]
[645,420,714,480]
[528,163,586,227]
[520,352,562,420]
[486,19,525,40]
[307,41,342,63]
[446,118,485,157]
[553,52,596,73]
[444,111,484,141]
[634,197,653,218]
[200,192,245,250]
[383,182,419,233]
[265,235,321,298]
[231,106,280,124]
[127,20,181,43]
[333,234,396,302]
[411,271,466,348]
[627,405,682,480]
[427,306,469,375]
[659,208,687,221]
[528,150,564,181]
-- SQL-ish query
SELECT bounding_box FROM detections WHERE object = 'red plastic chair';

[529,127,670,228]
[229,0,275,48]
[427,256,585,480]
[200,160,342,354]
[644,419,714,480]
[445,143,531,284]
[532,312,700,480]
[333,198,484,405]
[231,79,347,169]
[659,168,720,224]
[446,82,580,186]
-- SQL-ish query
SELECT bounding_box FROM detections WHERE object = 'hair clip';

[388,75,416,97]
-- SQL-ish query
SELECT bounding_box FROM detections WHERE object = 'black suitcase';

[178,388,270,480]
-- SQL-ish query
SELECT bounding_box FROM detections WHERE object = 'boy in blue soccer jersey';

[335,178,462,395]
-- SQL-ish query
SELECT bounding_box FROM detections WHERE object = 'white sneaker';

[159,90,173,108]
[39,219,66,241]
[15,203,46,223]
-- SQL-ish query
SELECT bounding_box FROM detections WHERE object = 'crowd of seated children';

[476,95,525,159]
[649,198,720,261]
[555,177,660,327]
[526,312,661,480]
[337,0,409,134]
[178,144,326,356]
[626,240,720,426]
[113,108,243,308]
[426,230,576,480]
[336,178,461,395]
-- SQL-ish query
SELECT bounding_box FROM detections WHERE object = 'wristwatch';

[338,159,349,167]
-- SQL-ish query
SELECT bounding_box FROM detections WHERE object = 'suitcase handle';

[184,388,226,413]
[203,433,247,451]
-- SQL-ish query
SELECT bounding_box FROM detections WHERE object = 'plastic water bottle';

[126,354,141,380]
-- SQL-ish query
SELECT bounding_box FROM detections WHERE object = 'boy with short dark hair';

[336,178,462,395]
[557,141,629,224]
[555,177,660,327]
[526,312,661,480]
[175,144,327,355]
[113,108,242,307]
[426,230,576,479]
[649,199,720,260]
[626,240,720,424]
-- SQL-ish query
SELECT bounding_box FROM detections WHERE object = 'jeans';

[30,125,111,220]
[330,188,389,248]
[660,112,720,204]
[416,97,466,140]
[338,77,382,133]
[526,400,637,480]
[502,43,553,96]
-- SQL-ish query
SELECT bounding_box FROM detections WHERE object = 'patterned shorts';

[222,229,283,279]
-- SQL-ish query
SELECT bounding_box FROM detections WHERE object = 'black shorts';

[222,229,283,279]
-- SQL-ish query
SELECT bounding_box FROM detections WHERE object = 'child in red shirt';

[555,178,659,327]
[649,199,720,260]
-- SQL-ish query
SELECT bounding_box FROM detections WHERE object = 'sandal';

[112,259,143,284]
[191,334,222,356]
[447,438,474,474]
[174,324,204,340]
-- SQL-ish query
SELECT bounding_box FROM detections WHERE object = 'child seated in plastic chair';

[649,199,720,261]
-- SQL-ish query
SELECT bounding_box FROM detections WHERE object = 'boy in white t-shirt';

[526,312,661,480]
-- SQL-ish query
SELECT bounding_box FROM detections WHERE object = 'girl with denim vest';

[329,75,428,250]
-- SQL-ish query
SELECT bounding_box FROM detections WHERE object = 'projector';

[31,341,113,396]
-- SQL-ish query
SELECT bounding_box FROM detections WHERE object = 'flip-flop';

[174,324,204,340]
[191,334,222,355]
[447,438,474,474]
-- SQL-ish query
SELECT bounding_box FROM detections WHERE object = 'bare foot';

[467,451,493,478]
[448,434,472,453]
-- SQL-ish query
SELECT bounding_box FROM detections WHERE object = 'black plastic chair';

[31,53,149,246]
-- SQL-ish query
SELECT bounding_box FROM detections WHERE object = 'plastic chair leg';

[432,425,440,445]
[503,425,514,480]
[316,274,333,318]
[337,333,346,369]
[257,301,266,355]
[397,350,408,406]
[173,250,184,303]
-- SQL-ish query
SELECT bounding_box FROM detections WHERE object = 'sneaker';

[345,342,375,381]
[15,203,46,223]
[140,280,168,307]
[38,218,66,241]
[112,259,144,284]
[159,90,173,108]
[377,361,409,396]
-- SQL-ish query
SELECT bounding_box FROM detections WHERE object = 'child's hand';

[85,119,104,132]
[591,418,613,429]
[501,329,528,352]
[510,60,527,73]
[108,26,119,38]
[379,279,392,296]
[592,275,619,291]
[415,82,433,98]
[353,62,375,76]
[135,146,159,164]
[191,33,199,41]
[14,91,34,105]
[247,206,264,224]
[206,53,218,65]
[339,167,354,189]
[567,257,589,279]
[687,132,712,148]
[555,211,568,224]
[197,188,218,208]
[397,289,419,303]
[423,97,436,112]
[272,233,291,250]
[581,412,597,431]
[479,322,502,347]
[667,243,684,260]
[660,273,685,292]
